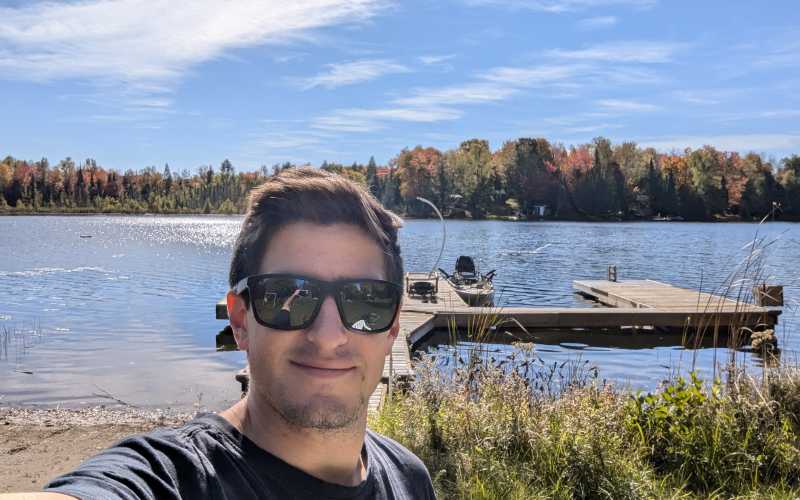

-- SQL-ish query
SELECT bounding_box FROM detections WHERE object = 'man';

[4,168,436,499]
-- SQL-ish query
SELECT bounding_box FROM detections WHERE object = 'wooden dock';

[387,311,435,380]
[217,275,781,412]
[573,279,779,329]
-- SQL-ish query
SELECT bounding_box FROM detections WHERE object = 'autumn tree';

[779,155,800,215]
[447,139,493,216]
[688,147,728,216]
[395,146,444,215]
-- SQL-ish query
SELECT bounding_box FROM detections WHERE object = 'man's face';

[235,222,399,430]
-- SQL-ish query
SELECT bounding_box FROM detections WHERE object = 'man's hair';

[229,167,404,289]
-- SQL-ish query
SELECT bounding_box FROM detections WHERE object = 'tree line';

[2,137,799,220]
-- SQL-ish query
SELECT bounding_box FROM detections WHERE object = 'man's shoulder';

[43,413,239,499]
[149,412,235,443]
[365,430,436,498]
[365,429,420,464]
[103,412,235,455]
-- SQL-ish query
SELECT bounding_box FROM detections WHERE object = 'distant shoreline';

[1,212,798,222]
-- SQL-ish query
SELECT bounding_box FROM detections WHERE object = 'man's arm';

[0,494,76,499]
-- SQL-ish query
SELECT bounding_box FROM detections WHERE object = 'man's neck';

[220,396,368,487]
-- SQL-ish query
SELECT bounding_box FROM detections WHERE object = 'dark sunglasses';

[234,274,402,334]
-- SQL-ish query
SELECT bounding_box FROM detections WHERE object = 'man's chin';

[275,395,365,430]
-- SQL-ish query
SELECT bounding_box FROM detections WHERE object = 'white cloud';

[758,110,800,118]
[546,41,686,63]
[476,63,660,90]
[672,91,719,105]
[313,107,462,131]
[0,0,383,89]
[289,59,411,90]
[641,135,800,152]
[477,64,588,87]
[420,55,455,64]
[395,83,520,107]
[598,99,659,112]
[463,0,655,13]
[576,16,617,29]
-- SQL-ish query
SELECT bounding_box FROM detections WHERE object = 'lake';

[1,216,798,412]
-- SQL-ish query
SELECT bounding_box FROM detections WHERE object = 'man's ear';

[227,290,250,351]
[385,303,401,356]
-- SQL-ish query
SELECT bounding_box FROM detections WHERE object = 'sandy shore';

[0,408,194,494]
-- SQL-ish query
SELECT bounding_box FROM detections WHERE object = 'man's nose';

[305,295,348,349]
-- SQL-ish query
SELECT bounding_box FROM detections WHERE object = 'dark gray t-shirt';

[44,413,436,500]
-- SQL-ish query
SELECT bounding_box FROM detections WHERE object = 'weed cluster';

[371,344,800,499]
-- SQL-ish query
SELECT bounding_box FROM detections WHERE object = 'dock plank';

[574,279,772,313]
[433,307,779,329]
[573,279,779,327]
[383,311,434,380]
[368,383,387,417]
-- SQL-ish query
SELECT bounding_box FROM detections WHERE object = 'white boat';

[439,256,495,307]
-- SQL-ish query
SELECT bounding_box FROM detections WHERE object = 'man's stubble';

[252,343,370,431]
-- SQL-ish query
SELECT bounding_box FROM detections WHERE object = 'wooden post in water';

[388,351,393,408]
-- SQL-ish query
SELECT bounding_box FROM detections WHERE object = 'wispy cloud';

[309,40,676,132]
[597,99,659,112]
[641,134,800,152]
[395,83,520,106]
[420,55,455,64]
[565,123,622,133]
[313,107,462,131]
[671,91,719,105]
[0,0,383,91]
[478,63,660,88]
[462,0,655,13]
[477,64,588,87]
[576,16,617,29]
[545,41,687,63]
[288,59,411,90]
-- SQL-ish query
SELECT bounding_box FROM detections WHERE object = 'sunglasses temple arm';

[234,277,249,295]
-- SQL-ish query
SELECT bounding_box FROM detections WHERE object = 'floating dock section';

[573,279,779,329]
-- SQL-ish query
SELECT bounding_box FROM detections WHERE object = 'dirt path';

[0,409,193,494]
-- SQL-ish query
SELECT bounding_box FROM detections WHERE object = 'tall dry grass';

[372,345,800,499]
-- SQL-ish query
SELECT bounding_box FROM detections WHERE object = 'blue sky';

[1,0,798,172]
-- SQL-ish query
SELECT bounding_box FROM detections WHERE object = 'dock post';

[606,265,617,282]
[388,352,393,408]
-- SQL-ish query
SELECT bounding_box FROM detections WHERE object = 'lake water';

[1,216,798,412]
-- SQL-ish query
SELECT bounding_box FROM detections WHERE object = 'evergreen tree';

[206,166,214,186]
[365,156,378,195]
[164,164,173,195]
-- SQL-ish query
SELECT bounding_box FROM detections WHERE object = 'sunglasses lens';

[252,277,320,329]
[340,282,399,333]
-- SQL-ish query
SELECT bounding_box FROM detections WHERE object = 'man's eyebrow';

[329,275,384,282]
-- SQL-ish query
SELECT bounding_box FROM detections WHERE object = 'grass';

[371,345,800,499]
[370,211,800,499]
